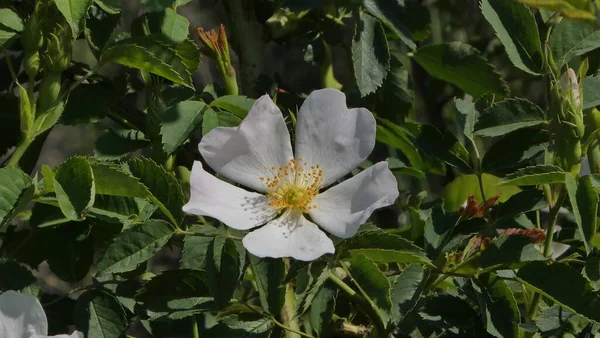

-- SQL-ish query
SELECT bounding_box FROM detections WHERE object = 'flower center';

[260,158,324,214]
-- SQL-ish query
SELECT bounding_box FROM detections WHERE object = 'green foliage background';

[2,0,600,337]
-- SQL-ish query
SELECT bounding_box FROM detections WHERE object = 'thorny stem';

[42,280,121,307]
[7,137,33,167]
[330,266,387,335]
[527,186,567,319]
[424,252,482,293]
[6,66,100,168]
[281,258,302,338]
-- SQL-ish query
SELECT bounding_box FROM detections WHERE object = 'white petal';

[182,161,276,230]
[242,211,335,261]
[199,94,293,192]
[0,290,48,338]
[295,88,376,187]
[309,162,399,238]
[32,331,84,338]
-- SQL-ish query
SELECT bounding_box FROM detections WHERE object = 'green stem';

[271,316,315,338]
[424,252,482,293]
[281,261,301,338]
[42,280,121,307]
[191,316,199,338]
[542,187,567,258]
[528,186,567,319]
[320,40,342,90]
[331,314,370,336]
[217,58,239,96]
[7,136,33,167]
[585,109,600,173]
[329,268,386,334]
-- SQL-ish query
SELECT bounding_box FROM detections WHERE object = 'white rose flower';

[183,88,399,261]
[0,290,83,338]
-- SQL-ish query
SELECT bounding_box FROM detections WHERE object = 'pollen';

[259,157,324,214]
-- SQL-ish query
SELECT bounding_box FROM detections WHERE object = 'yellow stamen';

[259,158,324,214]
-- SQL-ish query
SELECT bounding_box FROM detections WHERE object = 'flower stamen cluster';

[260,157,324,214]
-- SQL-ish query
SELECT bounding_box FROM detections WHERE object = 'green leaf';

[61,83,123,125]
[474,98,546,137]
[127,157,185,225]
[482,128,548,172]
[159,100,205,154]
[54,0,94,36]
[412,42,507,98]
[85,11,121,59]
[494,190,549,222]
[376,119,445,175]
[347,254,392,325]
[0,8,23,32]
[441,174,521,211]
[352,13,390,97]
[584,256,600,290]
[338,230,432,266]
[250,256,285,315]
[499,165,565,186]
[472,273,520,338]
[522,0,595,21]
[100,35,193,88]
[566,174,598,253]
[201,108,242,135]
[0,259,36,291]
[161,8,189,44]
[389,264,425,325]
[180,224,222,270]
[94,129,149,160]
[309,285,336,335]
[422,204,456,258]
[91,163,148,198]
[140,0,176,11]
[480,236,545,270]
[550,19,600,66]
[204,315,273,338]
[0,166,33,228]
[210,95,255,118]
[53,157,95,220]
[91,161,180,226]
[377,55,413,119]
[517,261,600,323]
[46,222,94,283]
[362,0,415,49]
[455,97,479,142]
[480,0,543,74]
[75,290,127,338]
[387,158,425,179]
[415,124,472,173]
[295,262,331,316]
[96,219,174,275]
[94,0,122,14]
[174,39,201,75]
[206,237,241,308]
[135,269,212,314]
[583,76,600,109]
[536,305,573,334]
[32,97,66,137]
